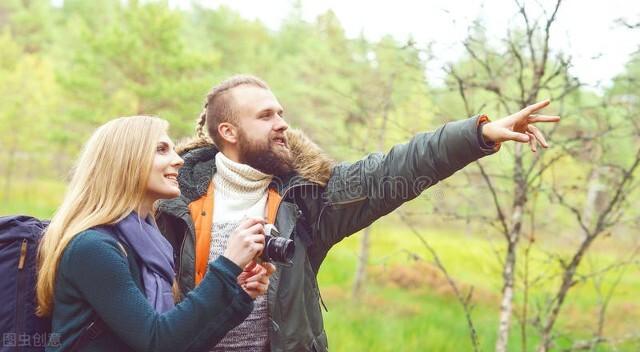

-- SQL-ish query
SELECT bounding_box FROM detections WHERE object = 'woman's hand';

[237,261,276,299]
[223,217,266,269]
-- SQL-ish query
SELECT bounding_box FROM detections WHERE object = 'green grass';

[0,179,65,217]
[318,224,640,351]
[321,288,502,351]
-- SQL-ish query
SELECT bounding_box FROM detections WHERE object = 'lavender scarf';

[114,212,176,313]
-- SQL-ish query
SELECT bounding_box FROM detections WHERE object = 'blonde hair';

[36,116,169,317]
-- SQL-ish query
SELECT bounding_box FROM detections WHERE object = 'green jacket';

[156,116,497,352]
[49,229,253,352]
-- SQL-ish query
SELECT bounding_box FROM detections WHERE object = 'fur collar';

[175,129,335,200]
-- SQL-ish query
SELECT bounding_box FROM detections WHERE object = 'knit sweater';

[209,153,272,351]
[48,229,253,352]
[212,152,272,222]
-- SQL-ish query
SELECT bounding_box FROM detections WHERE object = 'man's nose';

[274,115,288,131]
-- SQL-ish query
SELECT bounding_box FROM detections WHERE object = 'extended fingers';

[529,114,560,123]
[526,132,537,152]
[516,100,559,122]
[505,130,530,143]
[527,125,549,147]
[525,99,550,114]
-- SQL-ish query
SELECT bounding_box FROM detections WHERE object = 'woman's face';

[145,132,184,202]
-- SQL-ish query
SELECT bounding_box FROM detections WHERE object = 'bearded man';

[156,74,559,352]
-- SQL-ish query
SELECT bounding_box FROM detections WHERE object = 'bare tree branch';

[396,210,481,352]
[476,160,510,238]
[537,146,640,351]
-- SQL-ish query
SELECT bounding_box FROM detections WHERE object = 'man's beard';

[237,129,294,176]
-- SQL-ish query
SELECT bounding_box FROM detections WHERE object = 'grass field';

[0,179,66,217]
[2,179,639,351]
[318,224,640,351]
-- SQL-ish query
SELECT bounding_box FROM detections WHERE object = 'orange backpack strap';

[189,186,282,286]
[266,188,282,224]
[188,182,214,286]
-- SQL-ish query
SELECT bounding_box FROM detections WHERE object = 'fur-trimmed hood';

[175,129,335,198]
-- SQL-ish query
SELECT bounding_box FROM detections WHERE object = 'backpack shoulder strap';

[266,188,281,224]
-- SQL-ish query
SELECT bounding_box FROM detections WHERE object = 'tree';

[437,1,586,350]
[0,31,60,200]
[0,0,56,54]
[57,0,218,137]
[536,45,640,352]
[436,1,640,350]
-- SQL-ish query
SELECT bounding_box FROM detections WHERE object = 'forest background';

[1,0,639,351]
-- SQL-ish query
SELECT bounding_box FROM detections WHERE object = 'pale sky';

[182,0,640,90]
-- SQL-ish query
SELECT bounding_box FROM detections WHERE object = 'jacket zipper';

[311,195,368,315]
[327,196,367,206]
[177,228,188,290]
[314,195,367,232]
[16,239,28,352]
[174,212,192,292]
[162,208,192,293]
[267,182,316,342]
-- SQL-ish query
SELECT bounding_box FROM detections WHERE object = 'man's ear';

[218,122,238,145]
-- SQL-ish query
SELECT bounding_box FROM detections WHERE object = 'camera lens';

[261,234,295,264]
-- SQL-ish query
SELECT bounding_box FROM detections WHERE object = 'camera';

[260,224,295,264]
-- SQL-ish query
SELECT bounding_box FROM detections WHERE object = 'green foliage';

[56,0,219,136]
[0,31,61,199]
[0,1,638,350]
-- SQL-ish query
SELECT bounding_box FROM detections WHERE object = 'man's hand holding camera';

[223,217,278,299]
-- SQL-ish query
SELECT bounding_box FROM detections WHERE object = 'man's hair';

[196,74,269,148]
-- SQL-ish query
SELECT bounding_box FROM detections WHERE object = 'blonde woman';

[36,116,273,351]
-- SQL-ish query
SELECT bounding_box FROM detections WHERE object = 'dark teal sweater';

[47,230,253,352]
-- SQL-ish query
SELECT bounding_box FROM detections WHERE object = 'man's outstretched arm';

[312,100,559,251]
